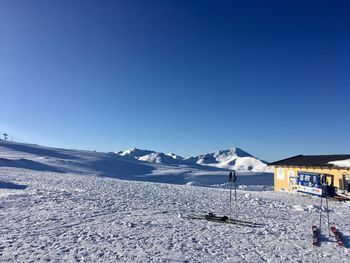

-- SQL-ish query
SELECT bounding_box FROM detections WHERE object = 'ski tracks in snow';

[0,168,349,262]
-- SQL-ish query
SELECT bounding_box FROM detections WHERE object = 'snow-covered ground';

[0,141,349,262]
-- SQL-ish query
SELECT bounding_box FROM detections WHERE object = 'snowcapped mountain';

[186,147,271,172]
[115,148,184,164]
[165,153,184,160]
[116,147,271,173]
[116,148,155,158]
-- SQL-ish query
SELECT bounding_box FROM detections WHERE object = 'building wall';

[274,166,350,192]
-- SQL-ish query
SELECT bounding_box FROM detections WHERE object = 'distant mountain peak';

[211,147,253,158]
[186,147,270,172]
[166,153,184,160]
[115,148,184,164]
[116,148,154,158]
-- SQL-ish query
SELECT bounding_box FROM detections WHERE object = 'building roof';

[269,155,350,168]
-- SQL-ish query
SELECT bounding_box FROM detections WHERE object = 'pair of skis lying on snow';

[185,212,262,228]
[312,225,345,247]
[188,214,345,247]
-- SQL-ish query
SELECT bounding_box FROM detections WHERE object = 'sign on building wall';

[297,172,323,196]
[297,185,323,196]
[287,170,297,189]
[277,168,285,180]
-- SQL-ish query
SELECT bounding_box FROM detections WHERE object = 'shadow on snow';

[1,142,81,160]
[0,158,65,173]
[0,181,27,190]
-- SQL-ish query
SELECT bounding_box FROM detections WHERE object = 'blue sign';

[297,172,323,196]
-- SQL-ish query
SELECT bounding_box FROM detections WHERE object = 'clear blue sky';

[1,0,349,161]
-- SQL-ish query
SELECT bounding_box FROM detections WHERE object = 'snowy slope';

[0,141,272,188]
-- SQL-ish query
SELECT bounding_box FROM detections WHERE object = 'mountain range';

[116,147,271,173]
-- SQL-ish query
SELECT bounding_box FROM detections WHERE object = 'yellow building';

[270,155,350,196]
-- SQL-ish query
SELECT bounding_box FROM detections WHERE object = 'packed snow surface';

[0,141,349,262]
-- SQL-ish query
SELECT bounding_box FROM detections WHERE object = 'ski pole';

[229,172,233,219]
[326,196,330,237]
[234,171,237,219]
[319,196,323,234]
